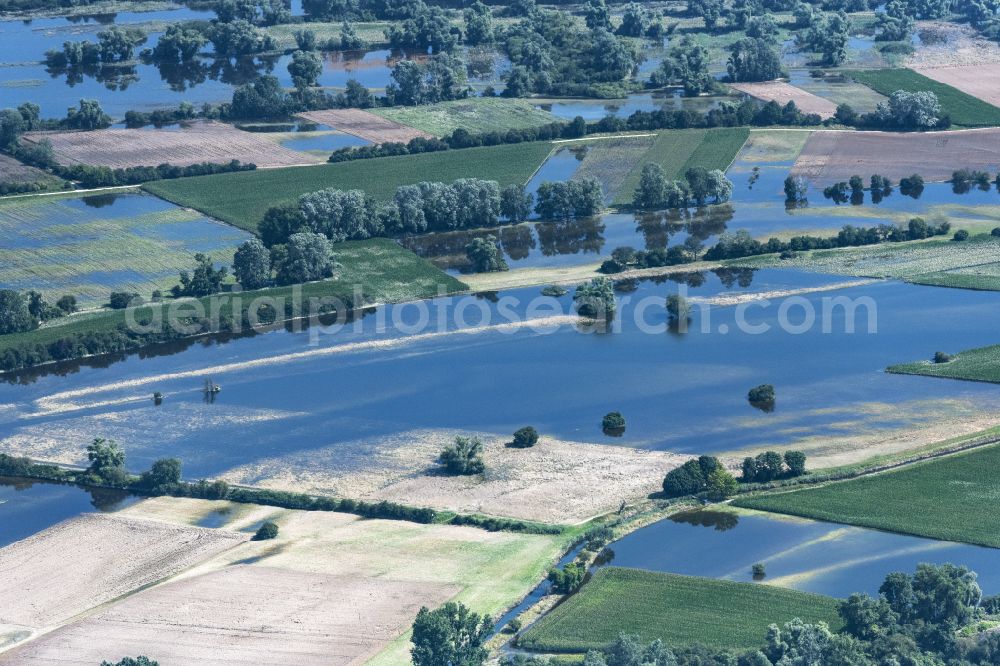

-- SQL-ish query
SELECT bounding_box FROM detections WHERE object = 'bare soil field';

[907,21,1000,67]
[0,513,245,650]
[915,63,1000,109]
[20,121,321,169]
[0,154,57,185]
[298,108,434,144]
[221,430,697,524]
[791,128,1000,184]
[729,82,838,119]
[0,565,457,666]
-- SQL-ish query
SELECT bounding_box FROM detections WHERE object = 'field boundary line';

[0,184,140,201]
[551,133,657,144]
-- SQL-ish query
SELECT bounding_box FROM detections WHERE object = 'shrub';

[752,562,766,579]
[510,426,539,448]
[953,229,970,241]
[108,291,141,309]
[252,520,279,540]
[933,351,953,363]
[992,227,1000,238]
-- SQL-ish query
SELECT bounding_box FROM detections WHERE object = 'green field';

[613,128,749,205]
[518,567,842,653]
[848,69,1000,127]
[570,135,656,203]
[371,98,558,136]
[0,191,250,306]
[145,143,554,233]
[888,343,1000,383]
[735,443,1000,548]
[0,238,466,358]
[730,233,1000,290]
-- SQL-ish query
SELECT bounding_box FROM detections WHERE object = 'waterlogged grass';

[735,444,1000,548]
[570,135,656,203]
[730,234,1000,290]
[0,192,250,306]
[372,98,558,136]
[848,69,1000,127]
[145,143,554,233]
[613,127,749,206]
[265,21,394,49]
[518,567,842,652]
[888,343,1000,383]
[0,238,465,356]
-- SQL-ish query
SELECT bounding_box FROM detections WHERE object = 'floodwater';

[3,274,1000,477]
[535,90,727,122]
[603,509,1000,597]
[404,145,999,272]
[0,476,138,548]
[0,2,511,119]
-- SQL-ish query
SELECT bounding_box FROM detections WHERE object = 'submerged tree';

[573,277,616,320]
[465,236,509,273]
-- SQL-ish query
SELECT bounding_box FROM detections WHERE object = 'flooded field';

[3,273,1000,482]
[0,191,250,304]
[0,476,137,548]
[604,509,1000,597]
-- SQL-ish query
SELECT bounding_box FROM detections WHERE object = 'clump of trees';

[662,455,738,500]
[252,520,279,540]
[45,27,147,68]
[500,6,639,97]
[574,277,616,321]
[85,437,129,486]
[509,426,539,448]
[727,37,782,82]
[601,411,626,433]
[171,253,227,298]
[534,179,604,220]
[411,602,491,666]
[633,165,733,210]
[796,10,851,65]
[0,288,77,335]
[260,178,507,248]
[952,168,992,193]
[741,450,807,482]
[439,436,486,475]
[933,351,954,363]
[747,383,775,411]
[599,241,703,274]
[650,35,715,96]
[101,658,159,666]
[548,561,587,593]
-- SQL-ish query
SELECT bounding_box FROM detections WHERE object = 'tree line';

[0,445,559,534]
[257,177,600,249]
